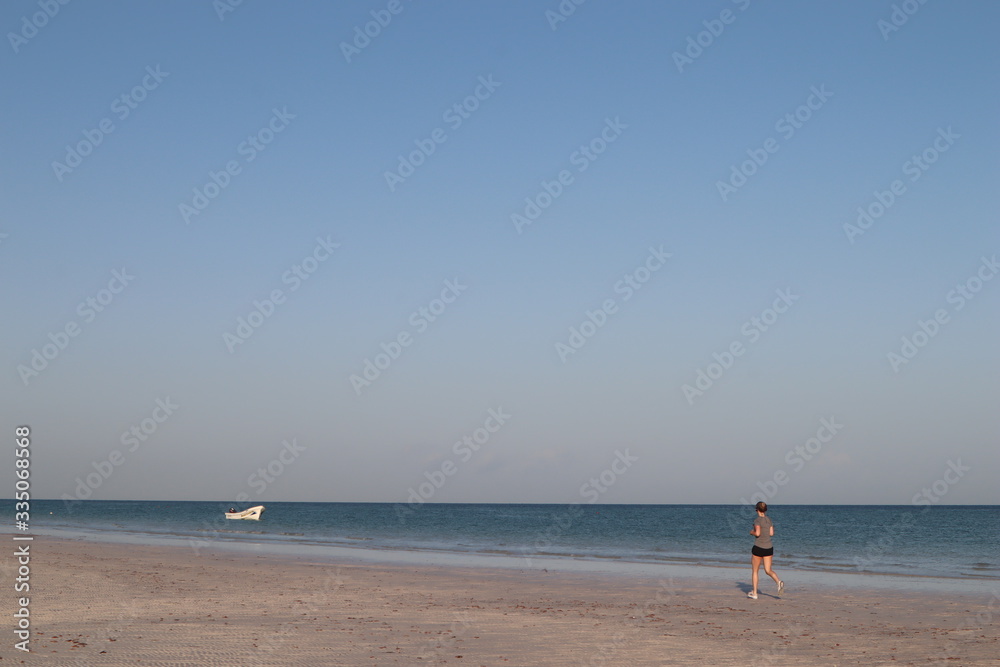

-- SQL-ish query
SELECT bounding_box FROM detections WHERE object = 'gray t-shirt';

[753,514,773,549]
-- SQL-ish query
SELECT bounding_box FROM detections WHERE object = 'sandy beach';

[7,537,998,665]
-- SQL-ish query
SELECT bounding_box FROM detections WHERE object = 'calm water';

[14,500,999,582]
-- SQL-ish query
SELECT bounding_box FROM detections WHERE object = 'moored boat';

[224,505,264,520]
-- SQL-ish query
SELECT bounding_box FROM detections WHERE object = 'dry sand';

[5,537,998,665]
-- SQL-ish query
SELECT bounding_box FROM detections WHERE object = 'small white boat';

[225,505,264,520]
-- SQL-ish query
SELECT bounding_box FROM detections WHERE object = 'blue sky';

[3,0,997,505]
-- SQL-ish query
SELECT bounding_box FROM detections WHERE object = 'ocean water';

[15,501,999,584]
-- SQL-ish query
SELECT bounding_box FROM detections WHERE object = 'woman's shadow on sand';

[735,581,782,599]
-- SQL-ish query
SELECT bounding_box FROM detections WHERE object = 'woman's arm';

[769,525,774,537]
[750,524,760,537]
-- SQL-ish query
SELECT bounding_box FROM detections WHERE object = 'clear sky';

[3,1,997,505]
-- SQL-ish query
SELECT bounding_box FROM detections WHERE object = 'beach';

[9,537,998,665]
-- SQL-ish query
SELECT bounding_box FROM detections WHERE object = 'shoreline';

[34,525,996,596]
[13,535,1000,664]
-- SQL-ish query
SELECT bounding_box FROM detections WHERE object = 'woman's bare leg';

[751,554,762,594]
[762,555,781,587]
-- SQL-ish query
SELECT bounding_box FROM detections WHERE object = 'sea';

[15,501,1000,592]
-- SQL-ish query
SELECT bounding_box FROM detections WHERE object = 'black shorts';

[752,546,774,558]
